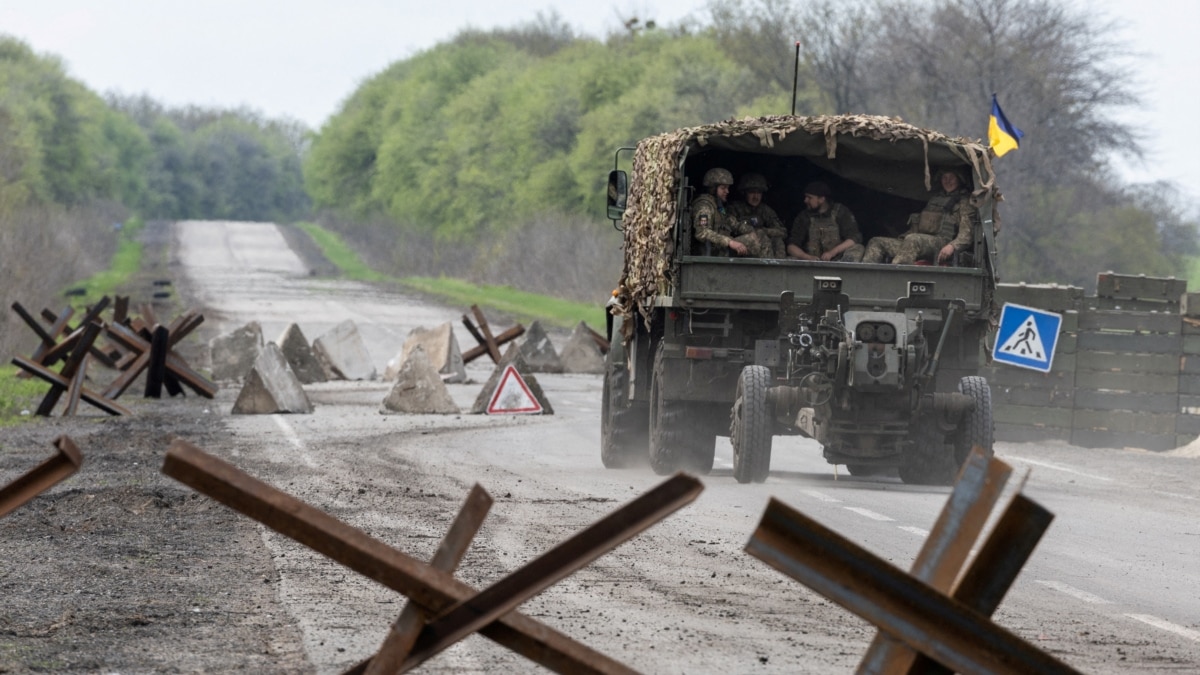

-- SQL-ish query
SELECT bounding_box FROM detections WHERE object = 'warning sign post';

[992,303,1063,373]
[486,365,544,415]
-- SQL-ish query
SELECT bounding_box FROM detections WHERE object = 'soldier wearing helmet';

[691,168,756,256]
[728,173,787,258]
[696,166,777,255]
[787,181,865,262]
[862,169,979,265]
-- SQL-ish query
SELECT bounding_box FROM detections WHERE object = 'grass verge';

[295,222,605,328]
[0,365,48,426]
[0,217,145,425]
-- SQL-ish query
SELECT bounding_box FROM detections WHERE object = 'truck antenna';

[791,41,801,116]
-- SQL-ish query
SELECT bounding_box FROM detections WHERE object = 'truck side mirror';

[607,170,628,221]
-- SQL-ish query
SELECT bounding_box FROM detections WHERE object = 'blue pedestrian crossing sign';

[992,303,1062,373]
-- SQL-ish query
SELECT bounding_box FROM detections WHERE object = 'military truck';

[600,115,1000,485]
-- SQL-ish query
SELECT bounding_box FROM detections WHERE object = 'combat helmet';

[738,173,769,193]
[702,168,734,187]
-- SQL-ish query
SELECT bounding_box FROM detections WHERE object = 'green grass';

[295,222,386,282]
[295,221,605,328]
[66,216,146,308]
[0,365,48,426]
[0,217,145,424]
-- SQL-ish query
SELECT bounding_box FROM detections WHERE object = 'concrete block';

[517,320,563,373]
[386,322,467,383]
[313,319,376,381]
[276,323,327,384]
[209,321,264,382]
[559,322,605,374]
[232,343,313,414]
[381,347,460,414]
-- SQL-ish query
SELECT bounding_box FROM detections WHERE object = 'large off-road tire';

[648,345,716,475]
[898,413,957,486]
[955,376,995,465]
[731,365,773,484]
[600,356,648,469]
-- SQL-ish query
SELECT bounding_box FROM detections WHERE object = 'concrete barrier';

[232,343,313,414]
[559,322,605,374]
[313,319,376,381]
[277,323,327,384]
[209,321,263,382]
[381,347,460,414]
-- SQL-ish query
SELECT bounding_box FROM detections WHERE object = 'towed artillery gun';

[601,115,1000,484]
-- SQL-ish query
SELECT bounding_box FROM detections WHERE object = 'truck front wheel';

[600,356,648,469]
[731,365,773,483]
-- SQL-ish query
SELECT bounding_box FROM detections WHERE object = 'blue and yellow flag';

[988,95,1024,157]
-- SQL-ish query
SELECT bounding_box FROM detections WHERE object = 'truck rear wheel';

[954,376,994,465]
[601,356,648,469]
[731,365,773,483]
[648,345,715,475]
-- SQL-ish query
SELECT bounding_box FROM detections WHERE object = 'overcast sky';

[1,0,1197,206]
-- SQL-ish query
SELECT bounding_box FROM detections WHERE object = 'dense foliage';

[110,96,310,222]
[0,35,309,222]
[306,1,1197,290]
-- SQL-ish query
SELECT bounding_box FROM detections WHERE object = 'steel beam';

[0,436,84,518]
[746,497,1080,675]
[163,439,681,667]
[859,449,1012,674]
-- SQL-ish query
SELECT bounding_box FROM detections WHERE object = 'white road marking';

[1034,580,1112,604]
[1006,456,1113,482]
[898,526,930,537]
[801,489,841,503]
[1126,614,1200,642]
[844,507,894,522]
[271,415,316,468]
[1152,489,1200,502]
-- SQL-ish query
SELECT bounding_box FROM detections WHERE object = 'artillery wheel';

[954,376,995,466]
[731,365,773,484]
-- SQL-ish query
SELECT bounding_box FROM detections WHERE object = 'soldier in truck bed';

[727,173,787,258]
[861,169,980,265]
[786,181,865,262]
[691,168,776,258]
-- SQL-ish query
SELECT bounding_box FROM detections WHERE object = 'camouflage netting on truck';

[612,114,997,331]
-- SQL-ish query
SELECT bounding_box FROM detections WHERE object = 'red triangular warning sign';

[486,365,543,414]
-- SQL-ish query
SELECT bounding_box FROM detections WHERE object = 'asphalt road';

[175,220,1200,673]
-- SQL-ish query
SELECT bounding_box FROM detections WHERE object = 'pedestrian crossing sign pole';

[992,303,1063,373]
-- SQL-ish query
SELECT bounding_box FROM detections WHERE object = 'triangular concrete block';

[386,322,467,383]
[381,347,460,414]
[312,319,376,381]
[558,322,605,374]
[277,323,327,384]
[209,321,264,382]
[517,320,563,373]
[471,345,553,414]
[232,343,313,414]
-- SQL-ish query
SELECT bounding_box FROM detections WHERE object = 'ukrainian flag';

[988,95,1025,157]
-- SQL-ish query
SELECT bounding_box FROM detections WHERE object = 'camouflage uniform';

[728,200,787,258]
[788,203,865,262]
[691,193,756,256]
[862,189,979,265]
